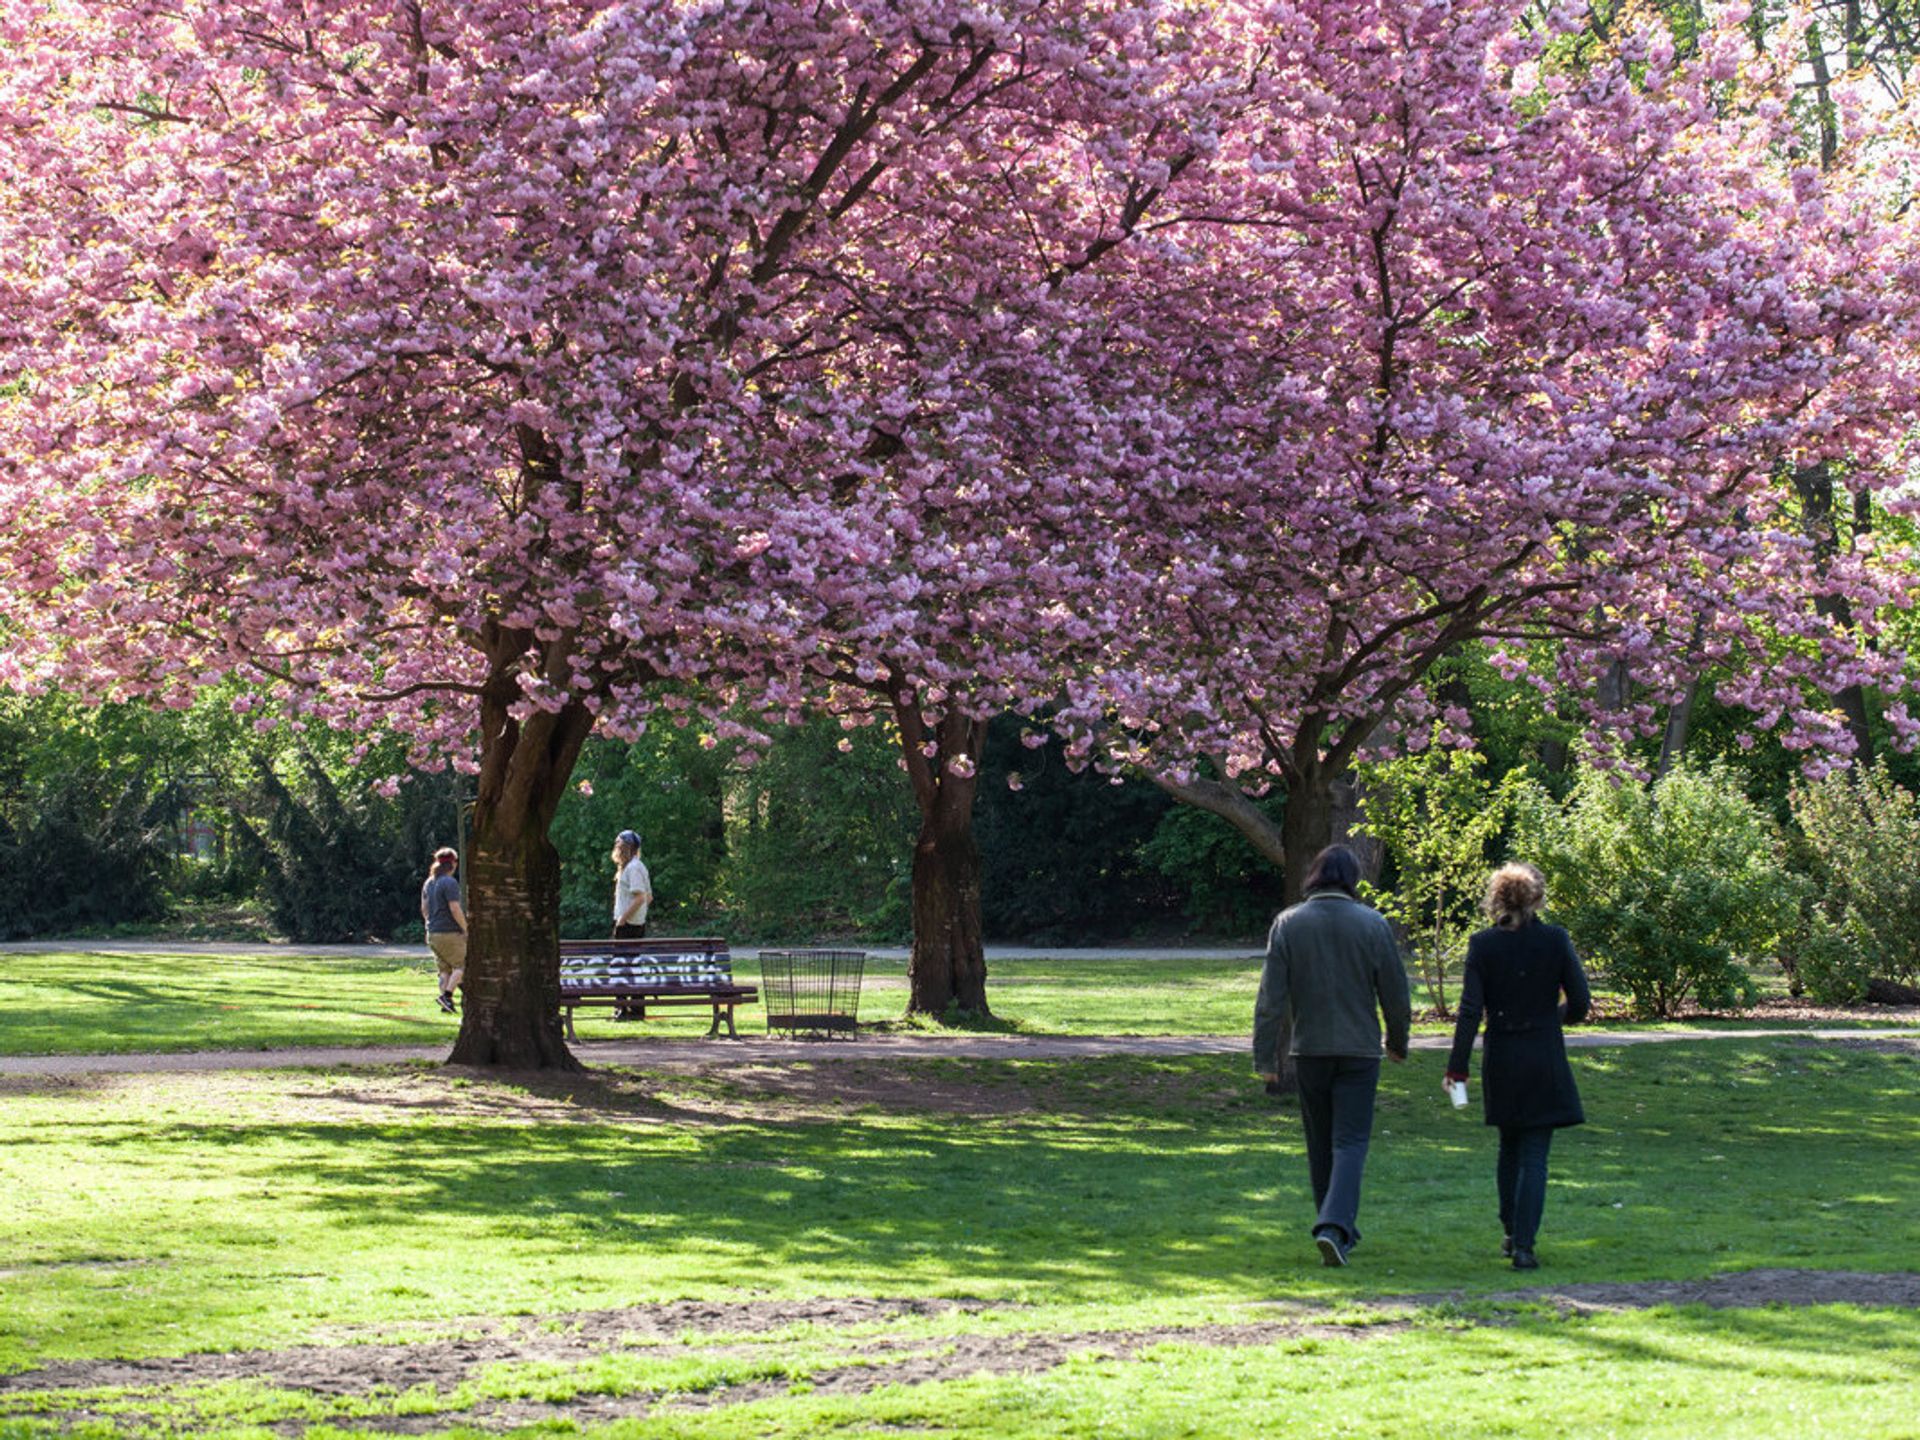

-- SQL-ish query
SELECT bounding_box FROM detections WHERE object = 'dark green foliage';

[974,719,1182,943]
[1139,798,1287,937]
[0,778,173,939]
[720,716,917,942]
[0,698,177,937]
[231,754,452,943]
[549,724,730,938]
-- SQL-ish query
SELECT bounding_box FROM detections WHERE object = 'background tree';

[1060,0,1920,902]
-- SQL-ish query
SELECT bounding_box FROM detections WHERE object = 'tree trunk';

[1656,679,1701,780]
[449,818,578,1068]
[1794,463,1875,765]
[894,696,990,1017]
[448,632,599,1069]
[908,801,988,1014]
[1280,769,1338,906]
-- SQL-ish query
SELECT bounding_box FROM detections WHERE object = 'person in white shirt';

[611,829,652,939]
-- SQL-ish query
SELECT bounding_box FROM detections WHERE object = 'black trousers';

[1497,1124,1555,1250]
[612,924,647,1014]
[1293,1054,1381,1245]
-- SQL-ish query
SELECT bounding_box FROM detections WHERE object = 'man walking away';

[1254,845,1412,1266]
[421,847,468,1014]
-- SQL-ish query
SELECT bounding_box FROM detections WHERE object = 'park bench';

[556,937,757,1039]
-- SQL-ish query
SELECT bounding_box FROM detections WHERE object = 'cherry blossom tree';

[0,0,1207,1063]
[1058,0,1920,903]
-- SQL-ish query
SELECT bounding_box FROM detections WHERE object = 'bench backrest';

[557,937,734,992]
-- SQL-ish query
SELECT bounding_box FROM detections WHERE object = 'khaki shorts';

[427,931,468,977]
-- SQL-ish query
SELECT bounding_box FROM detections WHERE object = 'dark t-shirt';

[421,873,464,934]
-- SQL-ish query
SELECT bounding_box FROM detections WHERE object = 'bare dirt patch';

[9,1273,1914,1436]
[0,1299,1394,1437]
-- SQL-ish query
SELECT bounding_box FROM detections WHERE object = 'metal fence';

[758,949,867,1038]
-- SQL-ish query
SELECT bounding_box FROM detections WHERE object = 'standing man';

[420,846,467,1014]
[1254,845,1411,1267]
[611,829,652,939]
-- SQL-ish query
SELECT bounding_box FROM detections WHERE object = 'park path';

[2,1025,1915,1078]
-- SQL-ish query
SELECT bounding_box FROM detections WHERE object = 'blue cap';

[617,830,641,849]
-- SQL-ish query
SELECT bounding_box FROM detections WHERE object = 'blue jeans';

[1497,1125,1555,1250]
[1293,1055,1380,1246]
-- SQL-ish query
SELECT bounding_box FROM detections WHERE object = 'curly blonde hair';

[1484,863,1546,929]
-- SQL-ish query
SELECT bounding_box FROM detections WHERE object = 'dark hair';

[1302,845,1361,898]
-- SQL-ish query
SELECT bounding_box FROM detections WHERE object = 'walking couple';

[1254,847,1591,1270]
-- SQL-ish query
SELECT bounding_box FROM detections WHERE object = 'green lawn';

[1,1040,1917,1436]
[0,950,1277,1054]
[2,949,1908,1057]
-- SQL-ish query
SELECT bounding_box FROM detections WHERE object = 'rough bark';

[895,698,990,1016]
[1793,463,1875,765]
[448,624,599,1068]
[1280,769,1338,907]
[1656,678,1701,780]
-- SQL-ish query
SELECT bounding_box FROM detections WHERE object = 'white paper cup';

[1447,1080,1469,1109]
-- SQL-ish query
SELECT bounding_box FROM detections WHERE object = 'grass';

[1,1040,1918,1436]
[3,949,1912,1057]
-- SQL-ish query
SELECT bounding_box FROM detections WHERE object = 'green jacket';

[1253,890,1412,1070]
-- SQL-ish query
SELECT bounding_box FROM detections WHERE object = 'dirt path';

[2,1026,1916,1078]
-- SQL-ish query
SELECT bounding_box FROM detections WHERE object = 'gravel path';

[2,1026,1914,1077]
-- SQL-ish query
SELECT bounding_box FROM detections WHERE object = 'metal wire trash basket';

[758,949,867,1038]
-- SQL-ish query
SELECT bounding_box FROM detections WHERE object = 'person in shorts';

[420,847,468,1014]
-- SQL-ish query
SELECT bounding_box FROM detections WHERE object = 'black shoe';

[613,1009,642,1022]
[1315,1229,1349,1267]
[1501,1233,1514,1258]
[437,992,455,1014]
[1511,1248,1539,1271]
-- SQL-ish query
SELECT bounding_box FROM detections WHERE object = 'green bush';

[718,717,916,942]
[1513,763,1797,1017]
[1788,909,1877,1005]
[1138,799,1287,938]
[1789,763,1920,999]
[1358,737,1524,1016]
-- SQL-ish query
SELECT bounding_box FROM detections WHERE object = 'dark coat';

[1254,891,1412,1070]
[1447,921,1592,1130]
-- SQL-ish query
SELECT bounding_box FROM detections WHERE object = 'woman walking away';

[420,847,467,1014]
[1444,863,1592,1270]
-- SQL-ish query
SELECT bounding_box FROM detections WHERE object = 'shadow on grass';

[16,1044,1914,1308]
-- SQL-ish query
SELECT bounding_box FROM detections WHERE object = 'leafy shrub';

[1789,764,1920,999]
[718,717,917,942]
[1788,910,1877,1005]
[976,718,1181,943]
[1512,763,1797,1017]
[1358,738,1524,1015]
[1138,799,1288,938]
